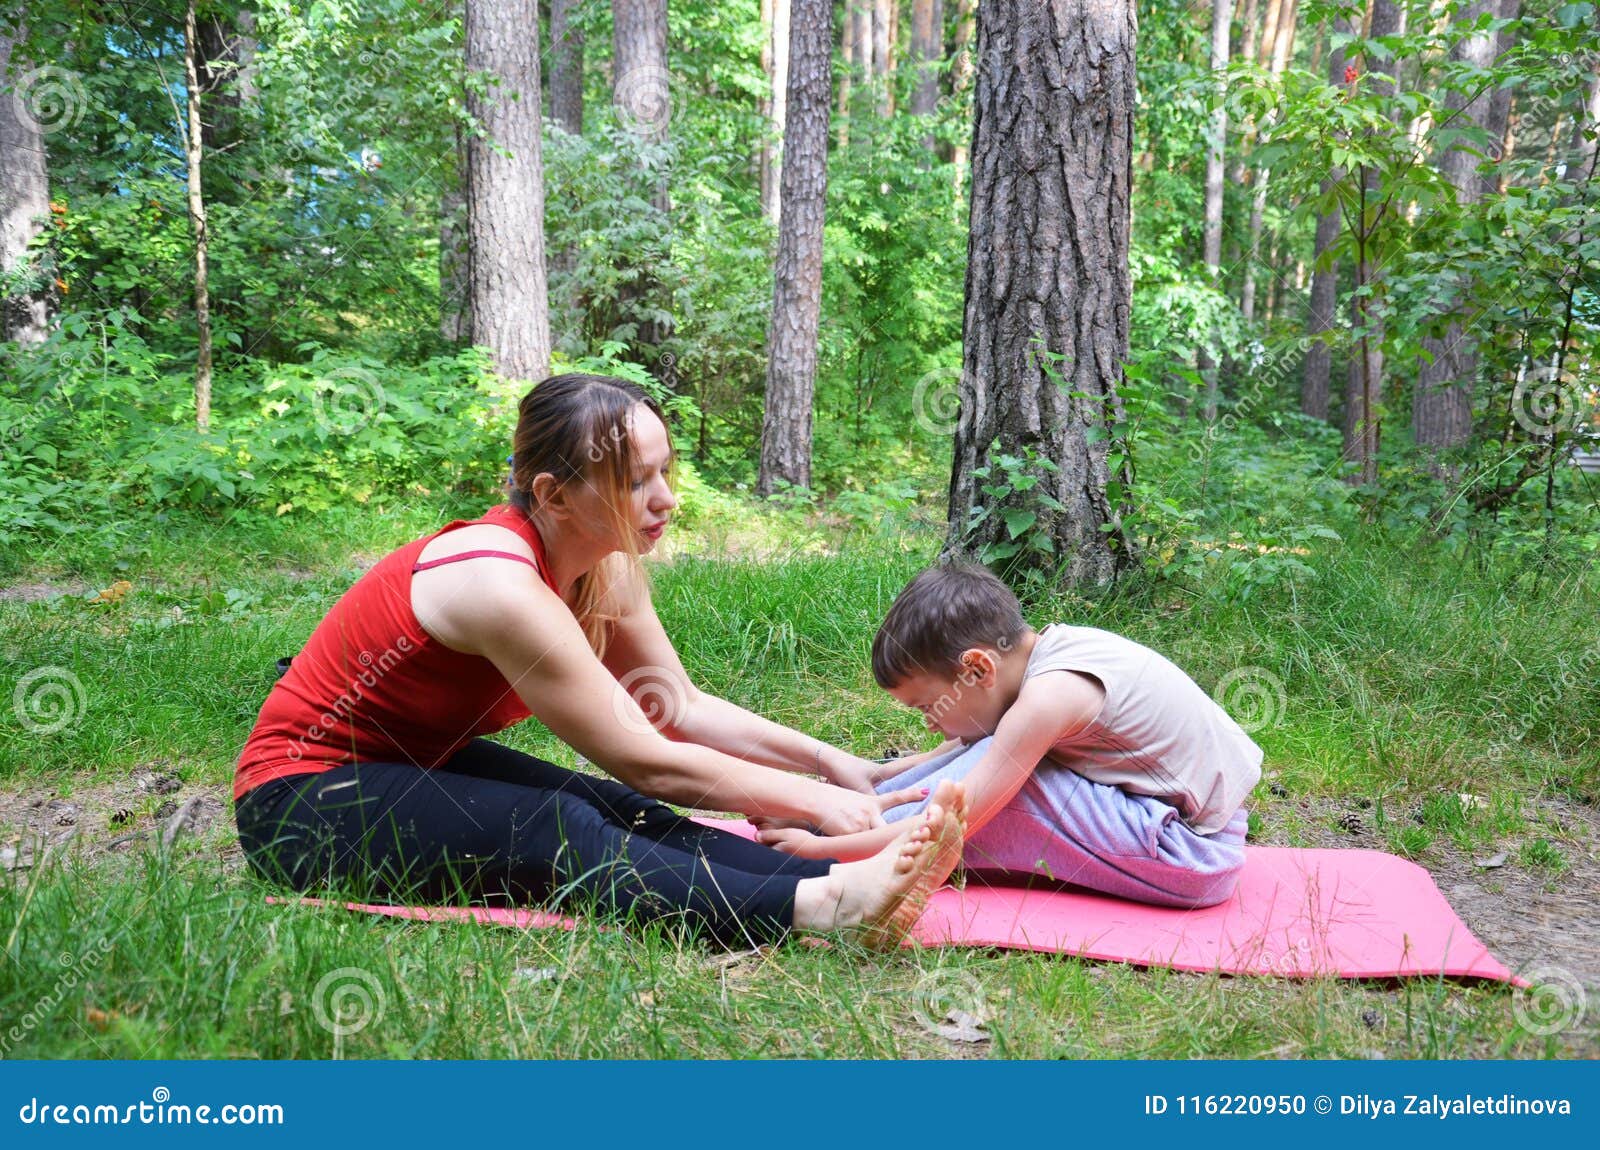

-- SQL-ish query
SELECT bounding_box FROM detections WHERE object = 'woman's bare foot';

[791,781,967,951]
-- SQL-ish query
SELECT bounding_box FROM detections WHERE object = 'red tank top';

[234,504,559,800]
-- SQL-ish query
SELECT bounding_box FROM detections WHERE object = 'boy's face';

[886,652,1008,740]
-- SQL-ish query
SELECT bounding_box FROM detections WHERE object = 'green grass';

[2,497,1597,1058]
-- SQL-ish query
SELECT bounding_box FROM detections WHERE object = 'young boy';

[755,563,1262,908]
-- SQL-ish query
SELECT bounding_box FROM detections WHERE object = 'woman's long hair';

[507,373,673,656]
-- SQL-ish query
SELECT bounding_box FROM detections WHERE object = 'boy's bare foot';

[791,781,967,951]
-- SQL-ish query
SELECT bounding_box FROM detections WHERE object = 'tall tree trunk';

[1237,0,1260,66]
[1199,0,1232,421]
[549,0,585,134]
[612,0,670,156]
[873,0,894,117]
[836,0,857,146]
[0,26,51,347]
[910,0,942,158]
[1240,0,1296,324]
[465,0,551,383]
[852,1,876,130]
[949,0,975,193]
[612,0,671,361]
[1302,11,1354,419]
[440,123,470,342]
[947,0,1135,587]
[1257,0,1284,67]
[758,0,832,494]
[1412,0,1518,471]
[1342,0,1402,486]
[761,0,791,223]
[184,0,214,433]
[196,8,257,157]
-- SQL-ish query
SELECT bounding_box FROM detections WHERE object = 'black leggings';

[235,739,836,946]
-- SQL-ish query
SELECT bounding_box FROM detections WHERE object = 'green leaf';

[1003,508,1037,539]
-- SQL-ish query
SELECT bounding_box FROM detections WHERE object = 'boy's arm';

[866,737,965,784]
[759,672,1102,858]
[756,821,902,861]
[958,670,1105,838]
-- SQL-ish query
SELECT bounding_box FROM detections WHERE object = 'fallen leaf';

[935,1009,990,1043]
[93,579,133,604]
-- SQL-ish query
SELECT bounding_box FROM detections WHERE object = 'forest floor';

[3,500,1597,1059]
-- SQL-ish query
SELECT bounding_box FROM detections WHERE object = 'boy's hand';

[748,814,815,833]
[755,826,836,859]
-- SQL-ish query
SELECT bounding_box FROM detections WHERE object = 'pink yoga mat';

[267,817,1527,986]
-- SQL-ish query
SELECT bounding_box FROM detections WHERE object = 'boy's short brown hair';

[870,563,1026,688]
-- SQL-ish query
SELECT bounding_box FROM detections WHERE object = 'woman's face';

[564,403,677,555]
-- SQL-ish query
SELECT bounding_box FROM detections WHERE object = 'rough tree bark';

[0,25,50,347]
[549,0,585,135]
[758,0,832,494]
[946,0,1136,587]
[1412,0,1518,470]
[465,0,551,383]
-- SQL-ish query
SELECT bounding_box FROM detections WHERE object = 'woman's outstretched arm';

[415,554,921,833]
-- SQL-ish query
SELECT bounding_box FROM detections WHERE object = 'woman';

[235,373,966,948]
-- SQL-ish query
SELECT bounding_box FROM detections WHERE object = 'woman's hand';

[812,784,928,836]
[823,752,884,795]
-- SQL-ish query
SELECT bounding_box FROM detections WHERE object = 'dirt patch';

[1249,788,1600,991]
[0,765,237,874]
[0,579,90,603]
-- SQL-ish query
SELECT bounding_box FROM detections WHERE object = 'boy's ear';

[958,647,999,686]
